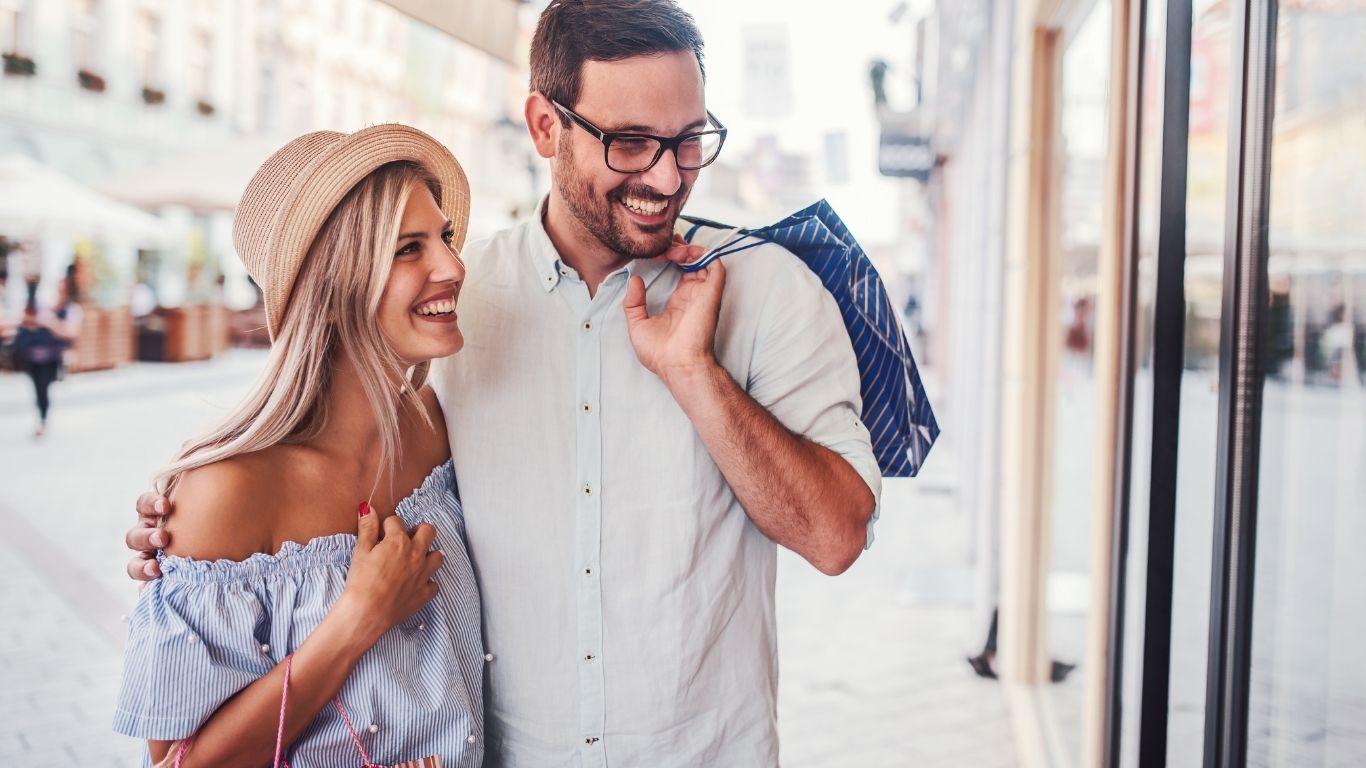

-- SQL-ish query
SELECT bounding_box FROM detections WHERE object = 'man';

[128,1,880,764]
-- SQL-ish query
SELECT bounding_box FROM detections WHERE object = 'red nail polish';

[358,502,372,517]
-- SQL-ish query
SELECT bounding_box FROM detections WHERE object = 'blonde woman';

[113,126,484,767]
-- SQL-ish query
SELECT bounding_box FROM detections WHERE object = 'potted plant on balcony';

[141,85,166,105]
[3,52,36,76]
[77,68,106,92]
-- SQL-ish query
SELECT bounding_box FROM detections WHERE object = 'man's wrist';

[660,357,727,399]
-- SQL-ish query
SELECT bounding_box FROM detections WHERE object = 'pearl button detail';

[260,644,270,653]
[368,723,379,734]
[467,735,477,744]
[187,634,198,644]
[484,653,494,662]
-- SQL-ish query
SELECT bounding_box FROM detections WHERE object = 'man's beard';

[555,138,689,260]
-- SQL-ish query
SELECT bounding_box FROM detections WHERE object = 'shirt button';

[583,483,593,496]
[467,734,477,744]
[582,321,592,331]
[581,402,593,414]
[485,652,495,662]
[584,565,594,575]
[368,723,379,734]
[187,634,198,644]
[260,644,270,653]
[417,622,426,631]
[584,737,600,746]
[584,653,596,662]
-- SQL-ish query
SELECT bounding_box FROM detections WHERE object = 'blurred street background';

[2,0,1363,766]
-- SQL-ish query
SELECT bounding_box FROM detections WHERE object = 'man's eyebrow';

[601,118,709,135]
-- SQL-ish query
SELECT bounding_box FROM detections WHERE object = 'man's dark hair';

[530,0,705,112]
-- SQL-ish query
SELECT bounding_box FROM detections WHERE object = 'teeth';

[623,197,666,215]
[416,299,455,316]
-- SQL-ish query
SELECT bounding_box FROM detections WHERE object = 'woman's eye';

[441,230,455,244]
[396,242,420,257]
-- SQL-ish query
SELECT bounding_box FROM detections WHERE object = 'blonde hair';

[155,161,442,496]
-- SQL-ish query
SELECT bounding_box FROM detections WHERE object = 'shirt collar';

[527,197,675,293]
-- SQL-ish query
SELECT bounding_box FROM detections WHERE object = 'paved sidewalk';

[0,352,1015,766]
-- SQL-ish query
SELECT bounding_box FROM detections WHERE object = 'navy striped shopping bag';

[680,199,938,477]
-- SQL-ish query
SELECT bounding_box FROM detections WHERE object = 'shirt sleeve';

[740,243,883,548]
[112,573,271,740]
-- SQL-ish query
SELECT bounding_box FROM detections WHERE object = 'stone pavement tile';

[0,499,142,765]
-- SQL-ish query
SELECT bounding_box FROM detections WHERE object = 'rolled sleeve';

[740,243,883,547]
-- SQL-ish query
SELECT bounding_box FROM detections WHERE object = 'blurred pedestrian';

[12,298,75,437]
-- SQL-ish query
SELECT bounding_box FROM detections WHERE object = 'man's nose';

[638,149,682,196]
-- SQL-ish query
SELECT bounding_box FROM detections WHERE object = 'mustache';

[611,184,675,203]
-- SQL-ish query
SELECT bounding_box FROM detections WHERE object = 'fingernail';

[150,530,166,548]
[154,499,166,514]
[144,560,160,577]
[358,502,372,517]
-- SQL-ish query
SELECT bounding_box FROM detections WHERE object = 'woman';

[113,125,484,767]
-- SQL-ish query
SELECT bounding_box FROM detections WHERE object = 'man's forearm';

[663,361,875,575]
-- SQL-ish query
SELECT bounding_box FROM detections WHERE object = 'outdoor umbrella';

[0,154,170,245]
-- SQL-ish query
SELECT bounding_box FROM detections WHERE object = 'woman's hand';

[338,504,443,644]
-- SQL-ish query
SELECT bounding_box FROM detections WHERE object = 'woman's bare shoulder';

[161,452,284,561]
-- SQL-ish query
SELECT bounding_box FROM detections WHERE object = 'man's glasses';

[551,100,727,174]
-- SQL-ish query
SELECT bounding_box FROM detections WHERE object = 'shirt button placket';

[575,307,607,766]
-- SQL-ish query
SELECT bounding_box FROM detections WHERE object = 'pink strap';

[274,655,292,768]
[332,695,378,767]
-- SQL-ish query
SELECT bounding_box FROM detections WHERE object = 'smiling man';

[127,1,880,765]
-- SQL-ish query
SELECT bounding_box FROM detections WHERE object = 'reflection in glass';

[1247,2,1366,766]
[1051,2,1112,761]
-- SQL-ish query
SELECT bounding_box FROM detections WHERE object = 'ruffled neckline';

[158,459,455,582]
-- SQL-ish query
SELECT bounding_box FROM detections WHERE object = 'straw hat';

[233,124,470,340]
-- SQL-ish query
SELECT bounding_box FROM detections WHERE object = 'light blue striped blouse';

[113,459,484,768]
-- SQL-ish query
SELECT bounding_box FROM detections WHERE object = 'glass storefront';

[1112,1,1366,765]
[1246,2,1366,765]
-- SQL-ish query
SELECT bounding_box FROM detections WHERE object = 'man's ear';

[525,92,560,160]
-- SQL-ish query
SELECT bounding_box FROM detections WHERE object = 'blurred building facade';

[0,0,530,365]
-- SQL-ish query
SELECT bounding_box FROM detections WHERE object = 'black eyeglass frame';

[550,99,728,173]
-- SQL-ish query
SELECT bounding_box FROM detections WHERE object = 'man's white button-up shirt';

[432,210,880,767]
